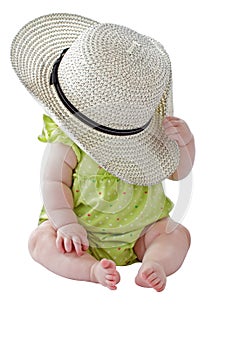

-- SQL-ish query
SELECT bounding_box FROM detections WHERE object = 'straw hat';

[11,13,179,185]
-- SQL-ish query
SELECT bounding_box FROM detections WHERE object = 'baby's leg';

[28,221,120,290]
[134,217,191,292]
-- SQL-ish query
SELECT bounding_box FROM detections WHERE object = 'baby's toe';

[149,277,165,291]
[105,279,117,290]
[155,281,166,292]
[142,267,154,280]
[100,258,115,270]
[146,272,158,283]
[106,273,116,281]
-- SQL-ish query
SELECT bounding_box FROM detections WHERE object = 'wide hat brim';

[11,13,180,186]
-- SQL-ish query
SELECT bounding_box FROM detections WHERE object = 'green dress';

[38,115,174,266]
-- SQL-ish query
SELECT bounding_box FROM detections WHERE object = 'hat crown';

[58,23,171,130]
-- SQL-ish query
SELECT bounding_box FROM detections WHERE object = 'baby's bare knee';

[175,224,191,249]
[143,219,191,249]
[180,225,191,247]
[28,221,56,260]
[28,228,40,259]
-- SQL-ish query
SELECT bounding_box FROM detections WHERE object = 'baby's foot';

[135,261,166,292]
[90,259,120,290]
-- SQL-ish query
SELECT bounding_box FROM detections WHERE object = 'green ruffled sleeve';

[38,114,81,162]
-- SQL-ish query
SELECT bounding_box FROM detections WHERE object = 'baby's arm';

[41,142,89,256]
[163,116,195,180]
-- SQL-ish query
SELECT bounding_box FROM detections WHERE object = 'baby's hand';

[56,223,89,256]
[163,116,193,147]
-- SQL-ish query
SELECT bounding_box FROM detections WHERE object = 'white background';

[1,0,233,349]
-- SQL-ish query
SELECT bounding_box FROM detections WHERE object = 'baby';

[11,14,195,291]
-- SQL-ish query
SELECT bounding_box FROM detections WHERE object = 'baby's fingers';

[81,235,89,251]
[163,125,179,137]
[82,244,89,251]
[56,236,73,253]
[163,117,183,129]
[72,239,84,256]
[74,237,89,256]
[56,235,65,253]
[73,243,82,256]
[64,237,72,253]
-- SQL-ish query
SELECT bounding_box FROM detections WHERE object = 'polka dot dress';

[38,115,174,265]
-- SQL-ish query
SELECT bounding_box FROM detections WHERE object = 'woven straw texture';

[11,13,180,185]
